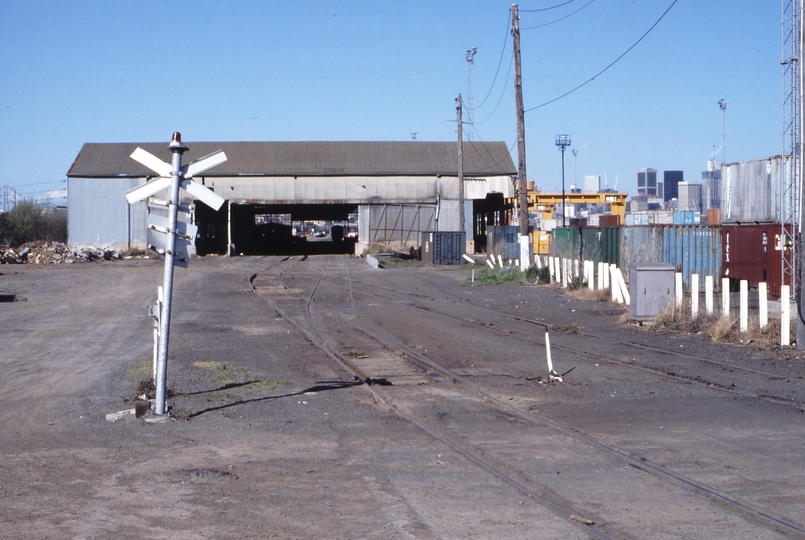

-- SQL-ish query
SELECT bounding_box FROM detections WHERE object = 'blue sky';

[0,1,783,200]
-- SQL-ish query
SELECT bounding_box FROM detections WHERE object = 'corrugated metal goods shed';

[66,141,516,254]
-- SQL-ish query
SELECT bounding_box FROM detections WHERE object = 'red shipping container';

[721,223,793,298]
[598,214,620,227]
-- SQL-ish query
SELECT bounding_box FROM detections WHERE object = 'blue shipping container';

[621,225,721,289]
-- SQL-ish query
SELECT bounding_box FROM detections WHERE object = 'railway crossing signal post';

[125,132,227,415]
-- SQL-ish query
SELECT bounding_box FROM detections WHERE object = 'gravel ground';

[1,255,803,539]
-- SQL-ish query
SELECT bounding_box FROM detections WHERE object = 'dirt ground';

[1,255,803,539]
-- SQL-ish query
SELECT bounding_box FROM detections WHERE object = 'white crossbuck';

[124,147,227,211]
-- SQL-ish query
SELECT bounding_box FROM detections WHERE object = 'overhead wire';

[520,0,598,30]
[468,13,511,112]
[519,0,577,12]
[524,0,679,112]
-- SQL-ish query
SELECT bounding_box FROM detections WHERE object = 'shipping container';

[598,214,621,227]
[707,208,721,226]
[421,231,465,264]
[673,210,701,225]
[721,156,784,223]
[580,227,620,267]
[721,223,793,297]
[486,225,519,260]
[621,225,721,289]
[550,227,579,259]
[654,210,674,225]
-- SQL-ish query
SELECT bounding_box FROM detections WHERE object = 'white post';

[675,272,683,308]
[153,285,163,381]
[562,259,569,288]
[554,257,561,283]
[603,262,610,290]
[573,259,579,279]
[759,282,768,328]
[610,264,623,303]
[519,234,531,271]
[705,275,714,314]
[782,284,791,346]
[598,262,604,291]
[545,332,554,374]
[691,274,699,317]
[616,268,630,305]
[587,261,594,291]
[722,277,730,317]
[497,254,504,268]
[739,279,748,332]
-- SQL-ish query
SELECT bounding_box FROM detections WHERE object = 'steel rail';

[287,262,805,536]
[338,276,805,406]
[248,259,613,539]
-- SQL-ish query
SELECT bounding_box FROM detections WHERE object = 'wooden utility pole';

[457,94,465,249]
[512,4,531,266]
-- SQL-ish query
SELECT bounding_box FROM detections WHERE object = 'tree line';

[0,201,67,246]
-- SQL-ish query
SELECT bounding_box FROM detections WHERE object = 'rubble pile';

[0,242,123,264]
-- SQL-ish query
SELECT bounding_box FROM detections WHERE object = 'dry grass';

[647,300,792,348]
[570,286,611,303]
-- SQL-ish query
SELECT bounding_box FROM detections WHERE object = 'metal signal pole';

[154,132,188,415]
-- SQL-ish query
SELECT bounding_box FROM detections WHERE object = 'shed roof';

[67,141,516,178]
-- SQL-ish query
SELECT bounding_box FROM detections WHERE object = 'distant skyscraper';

[584,175,600,193]
[701,166,721,209]
[677,181,702,212]
[637,168,658,196]
[663,170,683,202]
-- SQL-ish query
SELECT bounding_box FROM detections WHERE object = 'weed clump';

[647,300,791,348]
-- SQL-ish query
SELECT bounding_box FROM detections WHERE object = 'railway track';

[246,255,805,538]
[329,273,805,410]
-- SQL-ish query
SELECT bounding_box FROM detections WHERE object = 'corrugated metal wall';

[365,204,436,248]
[621,225,721,289]
[68,177,147,248]
[721,156,782,223]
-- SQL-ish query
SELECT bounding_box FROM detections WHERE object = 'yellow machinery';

[525,191,628,222]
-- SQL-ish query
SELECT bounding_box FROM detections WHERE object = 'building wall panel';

[68,177,146,249]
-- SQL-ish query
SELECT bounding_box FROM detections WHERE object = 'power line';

[468,13,511,111]
[521,0,598,30]
[2,179,66,187]
[519,0,577,12]
[524,0,679,112]
[467,54,514,125]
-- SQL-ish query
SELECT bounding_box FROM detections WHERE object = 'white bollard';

[675,272,683,308]
[554,257,561,283]
[603,262,610,290]
[573,259,579,279]
[497,254,504,268]
[545,332,554,374]
[705,275,713,314]
[587,261,594,291]
[722,277,730,317]
[597,262,604,290]
[739,279,748,332]
[782,285,791,346]
[691,274,699,317]
[486,259,495,269]
[759,282,768,328]
[609,264,623,303]
[562,259,569,288]
[616,268,630,305]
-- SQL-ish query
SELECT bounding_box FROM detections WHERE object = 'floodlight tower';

[466,47,477,141]
[556,134,571,227]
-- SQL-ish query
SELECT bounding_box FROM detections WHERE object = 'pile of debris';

[0,241,123,265]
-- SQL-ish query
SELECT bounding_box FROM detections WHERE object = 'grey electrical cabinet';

[629,263,675,321]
